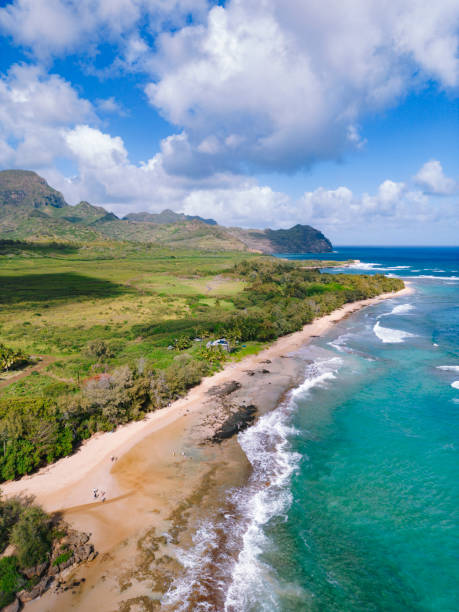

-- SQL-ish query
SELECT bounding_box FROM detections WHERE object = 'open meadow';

[0,242,255,378]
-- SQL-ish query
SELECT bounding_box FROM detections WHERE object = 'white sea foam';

[224,414,300,611]
[379,303,414,319]
[328,333,352,353]
[378,265,411,271]
[224,357,341,611]
[346,262,411,272]
[373,321,416,343]
[417,275,459,280]
[347,261,381,270]
[163,357,342,611]
[328,335,376,361]
[437,365,459,372]
[391,303,414,315]
[451,381,459,389]
[161,521,220,611]
[291,360,340,396]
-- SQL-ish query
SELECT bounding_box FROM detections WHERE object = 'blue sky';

[0,0,457,245]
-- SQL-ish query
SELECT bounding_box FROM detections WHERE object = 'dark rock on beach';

[18,576,54,603]
[212,404,257,443]
[21,560,49,580]
[207,380,242,397]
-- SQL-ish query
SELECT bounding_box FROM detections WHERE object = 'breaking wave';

[378,303,414,319]
[224,358,341,611]
[373,321,416,343]
[437,365,459,372]
[161,357,342,612]
[347,261,381,271]
[417,275,459,281]
[328,333,353,353]
[390,304,414,315]
[346,261,411,272]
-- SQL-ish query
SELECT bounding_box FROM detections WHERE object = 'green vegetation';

[0,556,22,608]
[10,505,52,568]
[0,498,51,606]
[0,241,403,482]
[52,550,72,567]
[0,343,29,372]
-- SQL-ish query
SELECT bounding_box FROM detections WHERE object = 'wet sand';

[2,285,412,611]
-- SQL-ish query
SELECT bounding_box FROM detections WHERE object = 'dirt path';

[0,354,73,389]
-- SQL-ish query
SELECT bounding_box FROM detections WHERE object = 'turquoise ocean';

[165,247,459,612]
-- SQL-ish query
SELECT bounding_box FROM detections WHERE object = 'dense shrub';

[0,398,73,481]
[0,497,23,553]
[0,343,28,372]
[10,506,52,567]
[84,339,121,360]
[0,556,23,608]
[0,496,71,606]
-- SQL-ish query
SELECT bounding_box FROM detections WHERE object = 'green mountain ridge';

[0,170,333,253]
[124,210,217,225]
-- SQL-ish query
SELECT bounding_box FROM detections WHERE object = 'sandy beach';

[1,284,412,611]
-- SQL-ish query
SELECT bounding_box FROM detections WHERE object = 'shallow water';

[166,247,459,611]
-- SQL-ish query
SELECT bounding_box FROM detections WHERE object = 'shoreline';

[1,284,413,610]
[1,284,412,511]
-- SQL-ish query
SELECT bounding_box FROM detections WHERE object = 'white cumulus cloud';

[0,0,209,60]
[414,159,456,195]
[64,125,128,170]
[146,0,459,174]
[0,63,94,167]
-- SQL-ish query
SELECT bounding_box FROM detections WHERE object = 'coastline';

[1,284,412,610]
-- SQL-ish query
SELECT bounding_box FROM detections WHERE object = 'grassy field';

[0,242,256,382]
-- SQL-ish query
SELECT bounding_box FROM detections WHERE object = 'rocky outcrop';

[1,526,97,611]
[207,380,242,397]
[212,404,257,442]
[17,576,54,604]
[0,170,66,210]
[21,561,49,580]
